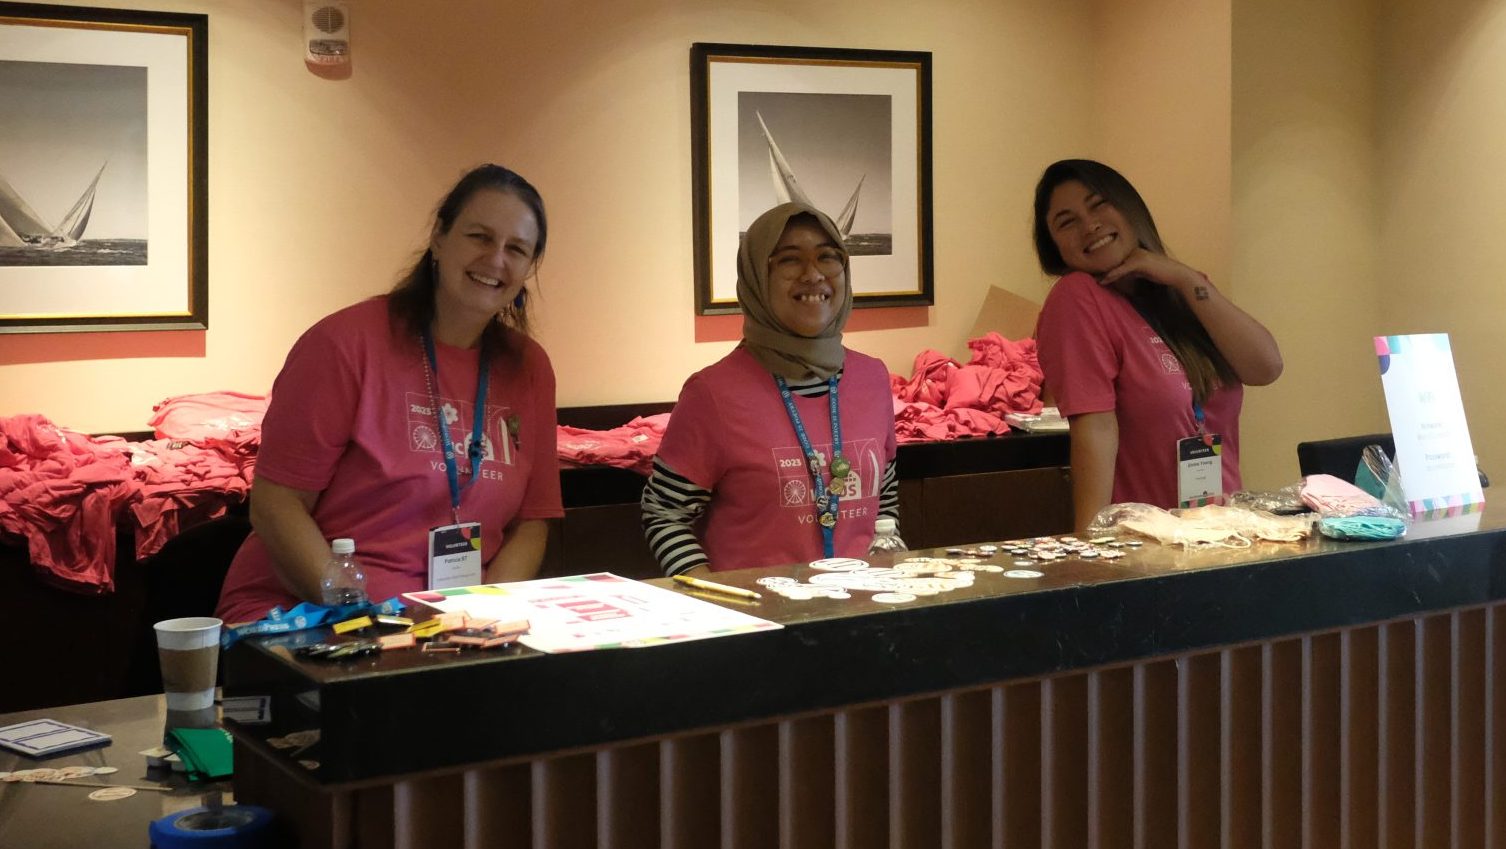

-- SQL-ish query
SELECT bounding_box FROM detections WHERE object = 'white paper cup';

[154,617,222,711]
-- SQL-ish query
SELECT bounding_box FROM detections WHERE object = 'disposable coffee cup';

[154,617,222,711]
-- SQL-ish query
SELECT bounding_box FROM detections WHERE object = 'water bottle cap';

[874,517,896,534]
[330,538,355,555]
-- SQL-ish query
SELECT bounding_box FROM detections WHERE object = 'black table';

[0,695,232,849]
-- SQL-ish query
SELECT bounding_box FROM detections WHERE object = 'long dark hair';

[388,164,548,357]
[1032,159,1236,404]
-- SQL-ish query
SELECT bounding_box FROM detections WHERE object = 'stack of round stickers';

[755,534,1145,605]
[0,765,119,782]
[757,557,983,603]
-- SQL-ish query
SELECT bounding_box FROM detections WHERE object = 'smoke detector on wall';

[303,1,351,67]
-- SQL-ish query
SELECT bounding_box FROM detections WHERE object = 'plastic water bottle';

[867,517,907,555]
[320,538,368,606]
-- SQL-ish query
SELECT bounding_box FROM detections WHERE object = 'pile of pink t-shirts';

[890,333,1045,443]
[129,392,266,560]
[0,415,136,593]
[147,391,266,457]
[0,394,268,593]
[556,414,671,475]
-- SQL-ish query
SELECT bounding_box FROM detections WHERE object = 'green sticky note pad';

[167,727,234,780]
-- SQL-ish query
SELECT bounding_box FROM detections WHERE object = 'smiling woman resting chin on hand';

[1031,159,1282,531]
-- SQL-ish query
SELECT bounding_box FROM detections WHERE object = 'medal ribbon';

[775,375,842,559]
[422,331,490,527]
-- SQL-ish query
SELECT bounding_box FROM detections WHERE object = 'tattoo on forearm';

[1193,285,1209,301]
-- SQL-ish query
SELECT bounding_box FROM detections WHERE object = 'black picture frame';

[691,42,933,315]
[0,1,207,333]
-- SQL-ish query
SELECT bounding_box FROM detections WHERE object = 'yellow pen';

[672,573,763,600]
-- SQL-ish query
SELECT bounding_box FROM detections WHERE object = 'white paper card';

[1375,333,1484,517]
[0,719,111,757]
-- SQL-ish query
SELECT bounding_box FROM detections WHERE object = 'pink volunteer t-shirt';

[1036,272,1243,509]
[217,298,563,624]
[656,347,898,572]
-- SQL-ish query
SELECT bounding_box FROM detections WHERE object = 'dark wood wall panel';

[904,466,1072,550]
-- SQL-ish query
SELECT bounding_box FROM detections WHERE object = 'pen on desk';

[672,574,762,600]
[32,778,173,792]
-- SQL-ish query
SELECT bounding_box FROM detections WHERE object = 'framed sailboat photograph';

[0,3,206,333]
[691,43,933,315]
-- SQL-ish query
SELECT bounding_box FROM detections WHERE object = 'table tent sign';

[1375,333,1485,518]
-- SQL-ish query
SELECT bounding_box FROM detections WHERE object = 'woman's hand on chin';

[1099,248,1202,295]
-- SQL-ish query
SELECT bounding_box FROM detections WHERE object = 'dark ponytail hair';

[388,164,547,357]
[1031,159,1237,404]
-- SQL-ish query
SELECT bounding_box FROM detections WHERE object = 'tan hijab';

[737,202,853,381]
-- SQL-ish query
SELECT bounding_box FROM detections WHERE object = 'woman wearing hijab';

[642,203,899,576]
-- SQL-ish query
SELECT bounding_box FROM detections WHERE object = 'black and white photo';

[692,43,932,314]
[0,3,206,333]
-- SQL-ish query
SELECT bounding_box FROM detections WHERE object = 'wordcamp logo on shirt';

[771,439,882,508]
[1140,324,1184,376]
[404,392,514,467]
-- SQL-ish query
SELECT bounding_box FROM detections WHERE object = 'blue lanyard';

[774,375,843,558]
[1192,400,1211,443]
[422,331,490,525]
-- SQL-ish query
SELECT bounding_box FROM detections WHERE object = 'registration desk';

[224,508,1506,848]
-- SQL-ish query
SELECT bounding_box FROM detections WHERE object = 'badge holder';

[1177,433,1223,508]
[428,522,483,589]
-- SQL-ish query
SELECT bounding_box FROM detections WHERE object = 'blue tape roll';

[148,804,274,848]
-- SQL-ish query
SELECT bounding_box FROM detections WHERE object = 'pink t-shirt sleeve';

[1036,272,1119,417]
[655,373,723,491]
[515,340,563,520]
[255,317,364,492]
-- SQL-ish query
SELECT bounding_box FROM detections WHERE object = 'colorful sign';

[1375,333,1484,517]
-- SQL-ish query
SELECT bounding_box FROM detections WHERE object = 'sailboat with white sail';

[0,161,107,250]
[754,111,865,238]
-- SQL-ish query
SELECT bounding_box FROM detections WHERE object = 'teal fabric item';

[1318,515,1407,541]
[1353,459,1386,500]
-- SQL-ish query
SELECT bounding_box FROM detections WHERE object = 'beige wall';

[1092,0,1232,287]
[1,0,1102,434]
[1230,0,1504,488]
[7,0,1357,494]
[1377,0,1506,480]
[1231,0,1388,488]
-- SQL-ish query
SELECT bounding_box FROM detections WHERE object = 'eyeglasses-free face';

[1046,179,1139,277]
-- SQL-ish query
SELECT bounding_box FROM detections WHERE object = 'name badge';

[428,522,483,589]
[1176,434,1223,508]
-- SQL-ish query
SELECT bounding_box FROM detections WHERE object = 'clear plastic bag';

[1086,502,1311,549]
[1300,447,1409,541]
[1299,474,1406,520]
[1228,484,1307,515]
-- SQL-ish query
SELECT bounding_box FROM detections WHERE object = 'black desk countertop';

[223,508,1506,786]
[0,696,232,849]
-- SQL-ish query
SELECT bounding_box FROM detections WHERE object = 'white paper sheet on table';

[404,572,781,653]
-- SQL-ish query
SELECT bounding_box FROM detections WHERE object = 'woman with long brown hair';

[1033,159,1282,530]
[218,164,562,623]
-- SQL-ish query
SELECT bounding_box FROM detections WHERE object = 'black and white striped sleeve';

[879,459,899,525]
[641,457,713,577]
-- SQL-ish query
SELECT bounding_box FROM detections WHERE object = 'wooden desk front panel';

[238,600,1505,848]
